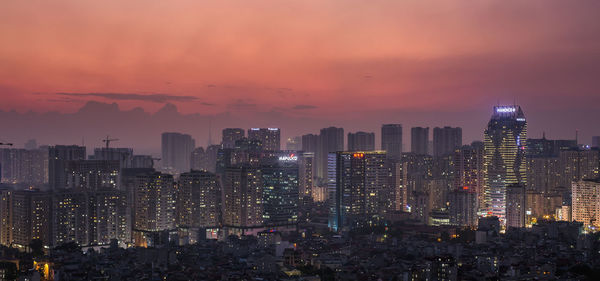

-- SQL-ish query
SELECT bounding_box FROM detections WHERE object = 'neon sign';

[496,107,516,113]
[279,153,298,161]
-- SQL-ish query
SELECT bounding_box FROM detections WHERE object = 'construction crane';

[102,135,119,149]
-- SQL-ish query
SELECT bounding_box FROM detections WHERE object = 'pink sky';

[1,1,600,149]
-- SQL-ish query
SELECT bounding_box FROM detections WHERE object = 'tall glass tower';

[483,105,527,222]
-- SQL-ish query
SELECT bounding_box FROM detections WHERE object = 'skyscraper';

[433,126,462,158]
[222,128,245,149]
[448,188,478,227]
[298,152,314,200]
[178,170,221,228]
[285,136,302,151]
[347,131,375,151]
[483,105,527,222]
[593,136,600,148]
[91,147,133,169]
[161,132,195,174]
[261,154,299,226]
[505,184,526,228]
[411,127,429,155]
[317,127,344,179]
[64,160,120,190]
[301,134,319,153]
[133,172,176,233]
[328,151,390,231]
[381,124,403,160]
[49,145,86,190]
[248,128,281,151]
[572,179,600,228]
[454,142,485,209]
[222,165,263,231]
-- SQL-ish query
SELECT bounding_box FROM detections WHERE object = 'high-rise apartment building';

[381,124,403,160]
[222,128,245,149]
[572,179,600,228]
[161,132,195,174]
[483,105,527,222]
[0,148,48,185]
[222,165,263,230]
[454,142,485,209]
[178,170,220,228]
[411,127,429,155]
[10,190,52,248]
[448,188,478,227]
[133,172,176,232]
[91,147,133,169]
[248,128,280,151]
[347,132,375,151]
[301,134,319,153]
[328,151,390,231]
[64,160,120,190]
[506,184,526,228]
[49,145,86,190]
[298,152,314,200]
[593,136,600,148]
[433,126,462,158]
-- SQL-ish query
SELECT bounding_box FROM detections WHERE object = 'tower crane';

[102,136,119,149]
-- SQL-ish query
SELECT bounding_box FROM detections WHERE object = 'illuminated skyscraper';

[298,152,314,200]
[328,151,390,231]
[178,170,221,228]
[222,165,263,230]
[483,105,527,222]
[572,179,600,228]
[49,145,86,190]
[261,154,299,226]
[448,188,478,227]
[454,142,485,209]
[505,184,526,228]
[248,128,280,151]
[411,127,429,155]
[347,131,375,151]
[133,172,176,232]
[381,124,403,160]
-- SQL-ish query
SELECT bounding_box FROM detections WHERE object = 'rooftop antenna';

[542,131,546,139]
[575,130,579,145]
[207,118,213,146]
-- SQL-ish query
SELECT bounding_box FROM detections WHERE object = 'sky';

[1,1,600,152]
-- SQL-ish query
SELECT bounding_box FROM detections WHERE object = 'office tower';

[247,128,281,151]
[448,188,478,227]
[483,105,527,222]
[433,126,462,158]
[261,154,299,226]
[411,127,429,155]
[381,124,403,160]
[161,132,195,174]
[328,151,389,231]
[571,179,600,228]
[178,170,220,228]
[454,142,485,209]
[301,134,319,153]
[133,172,176,232]
[506,184,526,228]
[0,148,48,185]
[347,131,375,151]
[64,160,120,190]
[222,165,263,229]
[593,136,600,148]
[317,127,344,179]
[286,136,302,151]
[222,128,245,149]
[132,155,154,169]
[10,190,52,248]
[92,147,133,169]
[48,145,87,190]
[298,152,314,200]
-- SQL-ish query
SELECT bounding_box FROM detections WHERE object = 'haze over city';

[2,0,600,153]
